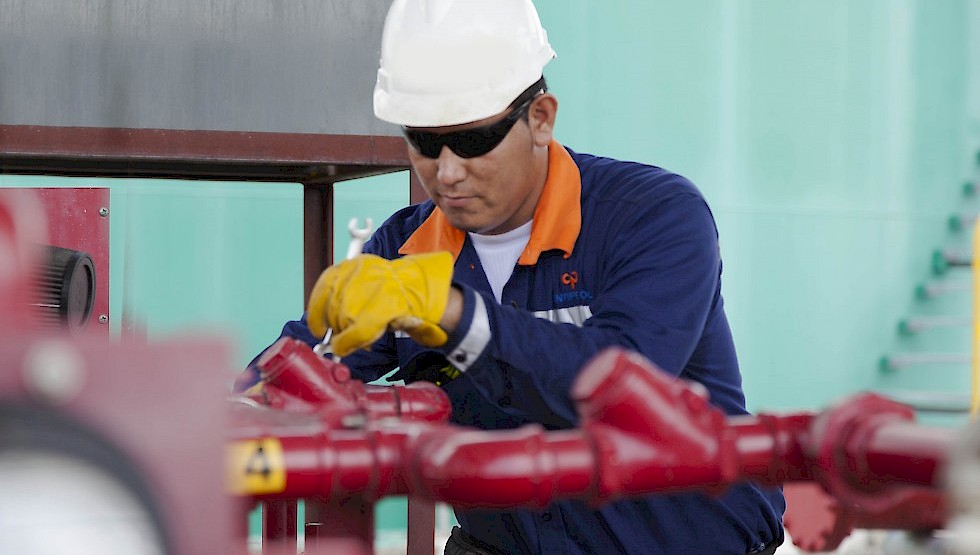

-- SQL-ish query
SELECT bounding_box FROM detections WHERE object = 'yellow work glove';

[306,252,454,357]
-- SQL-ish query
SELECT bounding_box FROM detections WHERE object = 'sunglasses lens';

[403,100,529,159]
[406,130,499,159]
[452,130,503,159]
[404,131,441,158]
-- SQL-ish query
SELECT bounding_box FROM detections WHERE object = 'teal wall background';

[537,0,980,416]
[0,176,307,380]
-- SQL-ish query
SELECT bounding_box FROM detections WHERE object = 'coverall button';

[542,512,552,522]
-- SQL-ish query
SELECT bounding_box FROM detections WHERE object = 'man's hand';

[306,252,454,357]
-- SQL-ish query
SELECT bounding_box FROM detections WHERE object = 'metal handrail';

[899,316,972,334]
[879,353,971,371]
[916,280,971,299]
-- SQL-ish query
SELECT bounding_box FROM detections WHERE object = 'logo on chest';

[555,270,593,305]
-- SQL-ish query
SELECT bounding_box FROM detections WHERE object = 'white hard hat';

[374,0,556,127]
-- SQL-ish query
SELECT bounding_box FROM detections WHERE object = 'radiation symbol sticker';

[226,437,286,495]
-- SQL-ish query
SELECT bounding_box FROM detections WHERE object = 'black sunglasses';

[402,79,546,159]
[402,98,534,159]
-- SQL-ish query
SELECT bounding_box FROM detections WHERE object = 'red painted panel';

[35,188,110,336]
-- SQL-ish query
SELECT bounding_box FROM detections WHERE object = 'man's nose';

[435,146,467,186]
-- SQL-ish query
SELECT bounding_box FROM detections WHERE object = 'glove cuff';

[437,283,490,373]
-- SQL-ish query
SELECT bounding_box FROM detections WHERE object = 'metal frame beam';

[0,124,414,301]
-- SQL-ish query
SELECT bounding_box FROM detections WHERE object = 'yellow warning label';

[226,437,286,496]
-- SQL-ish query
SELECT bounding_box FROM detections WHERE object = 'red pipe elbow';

[411,426,595,509]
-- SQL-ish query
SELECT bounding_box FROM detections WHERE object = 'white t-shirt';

[468,220,533,303]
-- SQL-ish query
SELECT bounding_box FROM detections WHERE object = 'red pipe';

[859,422,955,489]
[361,382,452,423]
[274,431,401,501]
[728,413,815,484]
[259,338,353,406]
[411,427,596,509]
[254,338,452,423]
[233,345,956,536]
[573,349,735,498]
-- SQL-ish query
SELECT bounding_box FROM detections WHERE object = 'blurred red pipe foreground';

[230,338,954,553]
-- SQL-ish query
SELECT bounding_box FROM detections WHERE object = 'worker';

[240,0,785,553]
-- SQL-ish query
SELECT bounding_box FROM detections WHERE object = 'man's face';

[405,98,551,235]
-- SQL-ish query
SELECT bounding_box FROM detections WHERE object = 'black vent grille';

[31,245,96,332]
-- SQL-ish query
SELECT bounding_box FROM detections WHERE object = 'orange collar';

[399,140,581,265]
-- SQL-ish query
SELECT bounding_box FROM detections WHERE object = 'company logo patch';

[556,270,592,305]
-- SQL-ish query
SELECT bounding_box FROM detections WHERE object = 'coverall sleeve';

[439,193,725,427]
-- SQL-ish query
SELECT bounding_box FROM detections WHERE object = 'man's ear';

[528,93,558,147]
